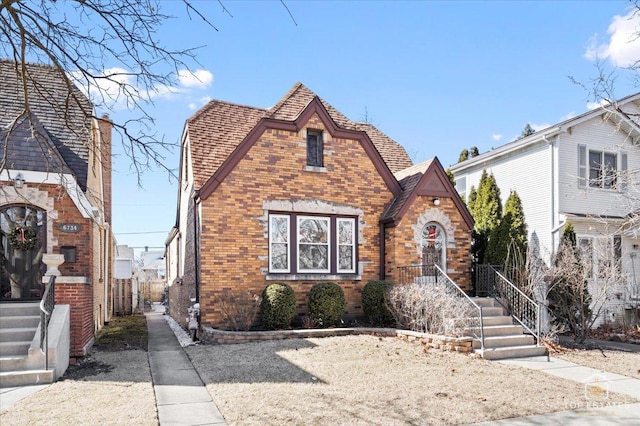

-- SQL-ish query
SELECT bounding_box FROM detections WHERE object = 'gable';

[0,113,71,174]
[383,157,474,229]
[186,83,413,197]
[197,96,402,200]
[0,60,93,190]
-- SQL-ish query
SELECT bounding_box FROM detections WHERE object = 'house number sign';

[58,223,82,233]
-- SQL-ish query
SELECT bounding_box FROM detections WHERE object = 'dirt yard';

[0,316,157,426]
[186,334,638,425]
[2,316,639,425]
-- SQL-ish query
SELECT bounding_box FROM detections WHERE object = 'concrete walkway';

[472,355,640,425]
[146,309,226,426]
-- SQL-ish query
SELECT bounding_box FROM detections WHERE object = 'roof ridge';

[264,82,309,119]
[188,99,267,123]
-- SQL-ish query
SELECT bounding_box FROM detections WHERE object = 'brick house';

[166,83,473,330]
[0,60,114,364]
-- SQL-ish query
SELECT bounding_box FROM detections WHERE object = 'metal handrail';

[489,266,541,345]
[433,265,485,352]
[40,275,56,370]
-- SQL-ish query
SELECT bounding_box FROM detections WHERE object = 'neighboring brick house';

[0,60,114,359]
[166,83,473,330]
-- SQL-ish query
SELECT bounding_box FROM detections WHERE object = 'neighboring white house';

[450,93,640,327]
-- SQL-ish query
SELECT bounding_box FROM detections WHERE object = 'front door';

[420,223,445,278]
[0,205,46,300]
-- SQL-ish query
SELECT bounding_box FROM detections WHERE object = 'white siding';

[557,116,640,219]
[454,141,554,260]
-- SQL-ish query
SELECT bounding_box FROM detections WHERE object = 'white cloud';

[585,10,640,67]
[530,122,550,132]
[188,103,197,110]
[560,112,577,121]
[70,67,214,111]
[587,99,609,110]
[178,69,213,88]
[492,134,502,141]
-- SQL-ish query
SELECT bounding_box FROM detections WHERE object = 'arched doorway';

[420,222,446,276]
[0,205,46,300]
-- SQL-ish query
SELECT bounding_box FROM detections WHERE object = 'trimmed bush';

[362,280,394,326]
[308,282,345,327]
[261,283,296,330]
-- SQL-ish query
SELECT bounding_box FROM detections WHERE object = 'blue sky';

[109,0,640,254]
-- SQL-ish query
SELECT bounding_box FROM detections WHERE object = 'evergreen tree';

[445,169,456,187]
[520,123,535,139]
[470,146,480,157]
[469,170,502,264]
[467,186,477,211]
[458,149,469,163]
[486,191,527,266]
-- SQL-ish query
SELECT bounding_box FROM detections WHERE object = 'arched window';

[0,205,46,300]
[420,223,446,272]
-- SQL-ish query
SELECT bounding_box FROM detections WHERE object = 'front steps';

[0,302,54,387]
[469,297,547,361]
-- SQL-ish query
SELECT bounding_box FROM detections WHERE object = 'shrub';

[362,280,394,326]
[386,283,474,337]
[261,283,297,330]
[213,290,261,331]
[308,282,345,327]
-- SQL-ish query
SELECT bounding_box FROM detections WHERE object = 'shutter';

[577,144,587,188]
[620,152,628,191]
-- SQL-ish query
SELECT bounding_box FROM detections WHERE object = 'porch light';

[432,197,440,206]
[13,173,25,188]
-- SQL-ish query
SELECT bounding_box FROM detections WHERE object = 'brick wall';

[386,196,472,290]
[195,114,395,328]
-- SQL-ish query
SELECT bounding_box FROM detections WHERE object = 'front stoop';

[0,302,55,388]
[469,297,547,361]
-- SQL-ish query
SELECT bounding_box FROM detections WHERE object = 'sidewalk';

[146,308,226,426]
[472,355,640,425]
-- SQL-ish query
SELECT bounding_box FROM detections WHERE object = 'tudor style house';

[166,83,474,331]
[450,93,640,327]
[0,60,114,385]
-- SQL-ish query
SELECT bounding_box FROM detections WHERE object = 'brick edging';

[200,327,474,353]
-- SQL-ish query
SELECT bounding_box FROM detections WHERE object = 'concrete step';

[473,334,535,349]
[469,297,496,308]
[0,355,29,372]
[0,303,40,317]
[0,341,31,357]
[469,324,524,337]
[480,345,547,361]
[0,327,37,342]
[0,369,54,388]
[478,306,504,316]
[481,315,514,326]
[0,315,41,329]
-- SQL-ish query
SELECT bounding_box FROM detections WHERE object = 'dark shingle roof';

[187,82,413,187]
[0,113,71,174]
[0,60,93,189]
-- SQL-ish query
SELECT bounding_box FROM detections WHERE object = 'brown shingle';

[187,82,414,188]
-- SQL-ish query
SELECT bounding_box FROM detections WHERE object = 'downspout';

[544,135,555,250]
[104,223,110,324]
[193,194,200,303]
[379,223,386,280]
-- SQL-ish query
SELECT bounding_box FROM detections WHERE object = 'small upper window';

[588,150,617,189]
[306,129,323,167]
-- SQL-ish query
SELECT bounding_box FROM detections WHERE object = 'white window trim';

[297,215,331,273]
[269,214,290,273]
[337,217,356,273]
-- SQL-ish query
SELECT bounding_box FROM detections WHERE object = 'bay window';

[268,213,357,276]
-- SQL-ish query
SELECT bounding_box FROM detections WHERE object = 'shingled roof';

[186,82,413,188]
[0,113,71,175]
[0,60,93,189]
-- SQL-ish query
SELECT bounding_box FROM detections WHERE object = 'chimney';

[97,113,113,225]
